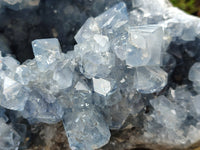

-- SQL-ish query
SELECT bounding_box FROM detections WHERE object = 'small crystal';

[80,52,115,78]
[53,63,73,89]
[63,108,111,150]
[134,66,168,93]
[93,78,111,96]
[32,38,62,71]
[1,77,28,111]
[75,17,101,43]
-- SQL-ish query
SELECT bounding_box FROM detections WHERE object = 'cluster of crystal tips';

[1,0,200,149]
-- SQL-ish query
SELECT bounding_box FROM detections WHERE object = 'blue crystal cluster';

[0,0,200,149]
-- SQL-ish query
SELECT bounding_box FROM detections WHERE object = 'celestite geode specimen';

[1,0,200,150]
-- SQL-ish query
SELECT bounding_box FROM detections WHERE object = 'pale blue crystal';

[53,61,74,89]
[0,77,29,111]
[143,96,188,145]
[95,2,128,34]
[80,51,115,79]
[75,17,101,43]
[126,25,164,67]
[22,89,63,124]
[93,78,111,96]
[134,66,168,93]
[32,38,62,72]
[14,65,32,85]
[1,1,200,149]
[150,96,186,129]
[63,108,111,150]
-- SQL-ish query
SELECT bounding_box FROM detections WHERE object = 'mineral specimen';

[0,0,200,150]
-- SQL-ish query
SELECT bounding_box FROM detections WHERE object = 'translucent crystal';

[74,25,114,78]
[132,0,170,13]
[14,65,32,85]
[75,17,101,43]
[22,89,63,124]
[143,96,188,145]
[63,108,111,150]
[1,77,29,111]
[95,2,128,33]
[168,86,195,116]
[126,25,164,67]
[130,0,169,26]
[0,55,19,74]
[93,78,111,96]
[110,30,128,60]
[75,81,90,92]
[32,38,62,72]
[134,66,168,93]
[108,98,130,129]
[1,1,200,149]
[80,52,115,78]
[53,62,74,89]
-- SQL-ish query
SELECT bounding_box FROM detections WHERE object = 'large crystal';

[125,25,164,67]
